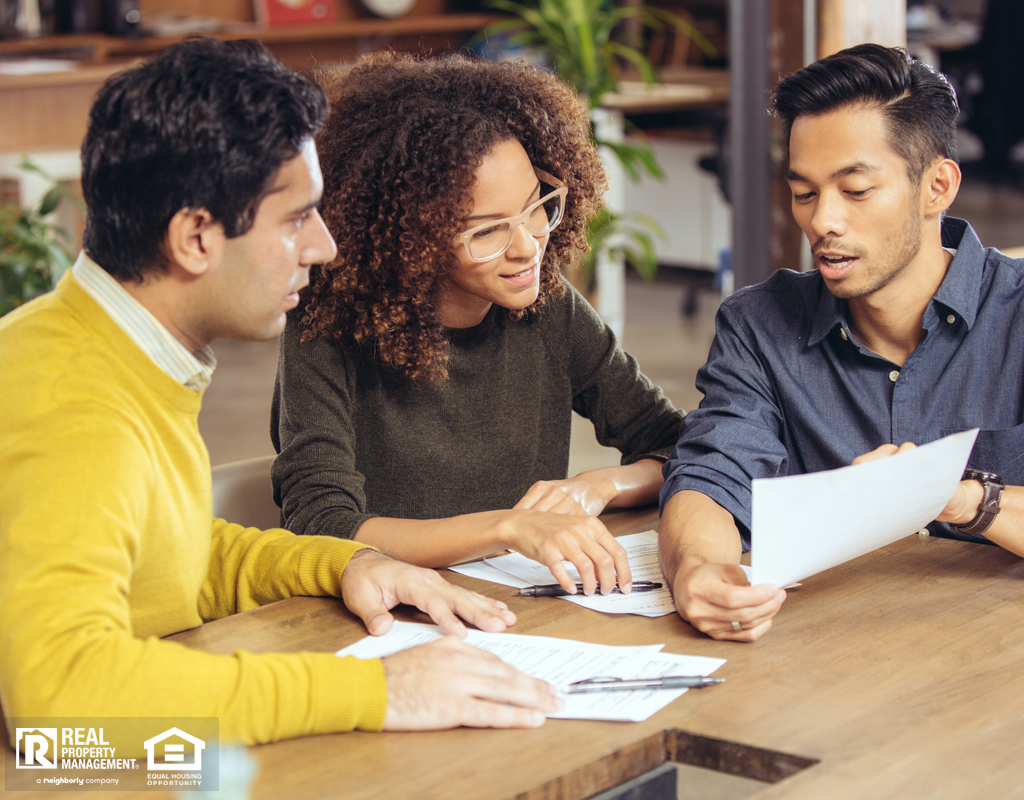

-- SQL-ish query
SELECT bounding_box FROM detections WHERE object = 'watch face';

[360,0,416,17]
[964,468,1004,486]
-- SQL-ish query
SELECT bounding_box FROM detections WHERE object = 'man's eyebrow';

[291,199,321,215]
[466,180,542,222]
[786,162,879,182]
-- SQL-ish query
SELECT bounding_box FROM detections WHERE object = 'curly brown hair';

[303,51,606,385]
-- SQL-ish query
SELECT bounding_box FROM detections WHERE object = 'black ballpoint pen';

[516,581,663,597]
[566,676,724,693]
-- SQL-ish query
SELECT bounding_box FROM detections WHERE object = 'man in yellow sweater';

[0,37,562,748]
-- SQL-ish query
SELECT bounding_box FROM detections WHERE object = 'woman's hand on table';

[514,475,614,516]
[514,460,664,518]
[500,510,632,595]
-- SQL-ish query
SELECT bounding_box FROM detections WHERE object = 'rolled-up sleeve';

[660,298,790,547]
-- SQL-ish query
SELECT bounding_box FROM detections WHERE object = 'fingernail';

[530,711,546,726]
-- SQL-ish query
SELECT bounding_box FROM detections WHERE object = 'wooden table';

[5,506,1024,798]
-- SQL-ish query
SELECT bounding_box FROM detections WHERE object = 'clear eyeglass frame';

[455,168,568,263]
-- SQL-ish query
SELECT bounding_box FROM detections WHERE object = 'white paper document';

[749,428,978,588]
[479,530,676,617]
[448,560,532,588]
[336,621,725,722]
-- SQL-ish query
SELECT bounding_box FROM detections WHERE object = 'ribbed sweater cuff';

[298,537,379,597]
[310,653,388,733]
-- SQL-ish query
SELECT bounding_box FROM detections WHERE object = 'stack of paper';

[337,621,725,722]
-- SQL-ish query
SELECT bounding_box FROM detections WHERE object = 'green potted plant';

[482,0,715,286]
[0,158,83,317]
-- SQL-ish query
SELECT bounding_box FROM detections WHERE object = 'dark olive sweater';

[271,283,684,539]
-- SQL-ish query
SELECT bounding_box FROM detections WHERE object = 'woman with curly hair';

[271,51,684,594]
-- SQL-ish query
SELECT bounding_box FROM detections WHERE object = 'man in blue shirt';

[658,43,1024,642]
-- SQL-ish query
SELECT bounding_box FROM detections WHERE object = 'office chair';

[210,454,281,530]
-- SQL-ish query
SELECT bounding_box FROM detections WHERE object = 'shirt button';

[839,328,848,341]
[889,370,900,382]
[919,528,930,536]
[946,314,955,324]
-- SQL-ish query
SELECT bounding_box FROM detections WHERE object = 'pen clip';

[568,676,624,687]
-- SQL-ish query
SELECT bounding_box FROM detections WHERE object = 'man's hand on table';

[340,548,515,638]
[381,636,564,730]
[671,562,785,642]
[341,549,565,731]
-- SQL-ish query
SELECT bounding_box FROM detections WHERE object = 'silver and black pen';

[516,580,663,597]
[566,675,724,694]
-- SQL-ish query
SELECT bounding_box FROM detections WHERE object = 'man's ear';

[164,208,221,277]
[922,158,961,217]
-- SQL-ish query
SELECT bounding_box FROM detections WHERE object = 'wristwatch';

[952,469,1004,534]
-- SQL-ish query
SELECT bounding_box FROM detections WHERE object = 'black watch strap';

[952,469,1004,535]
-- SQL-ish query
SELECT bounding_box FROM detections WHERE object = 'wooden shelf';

[0,13,499,153]
[0,13,499,70]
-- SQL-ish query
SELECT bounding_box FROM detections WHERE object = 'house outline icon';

[143,727,205,771]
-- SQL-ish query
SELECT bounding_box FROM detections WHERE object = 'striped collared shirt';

[71,252,216,391]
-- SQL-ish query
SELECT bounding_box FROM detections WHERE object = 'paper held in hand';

[749,428,978,589]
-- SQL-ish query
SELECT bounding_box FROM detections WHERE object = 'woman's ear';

[163,208,221,277]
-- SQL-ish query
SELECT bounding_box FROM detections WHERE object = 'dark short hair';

[769,43,959,182]
[81,36,328,281]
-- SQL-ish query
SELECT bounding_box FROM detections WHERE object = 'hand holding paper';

[749,429,978,588]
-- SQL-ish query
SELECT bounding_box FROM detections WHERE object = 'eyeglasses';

[456,169,568,263]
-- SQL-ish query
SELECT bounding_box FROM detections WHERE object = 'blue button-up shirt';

[661,218,1024,548]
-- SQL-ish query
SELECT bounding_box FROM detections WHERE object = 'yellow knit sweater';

[0,273,387,744]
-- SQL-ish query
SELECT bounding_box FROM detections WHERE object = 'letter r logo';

[15,728,57,769]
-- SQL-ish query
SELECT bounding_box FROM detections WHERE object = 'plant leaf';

[38,187,63,217]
